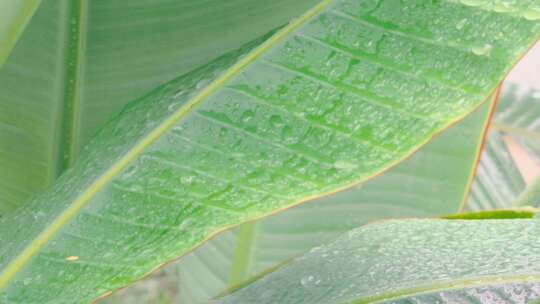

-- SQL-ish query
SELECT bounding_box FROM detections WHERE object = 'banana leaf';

[0,0,539,302]
[218,219,540,304]
[103,97,496,304]
[0,0,317,212]
[0,0,41,66]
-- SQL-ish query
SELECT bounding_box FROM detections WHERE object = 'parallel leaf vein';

[194,111,336,167]
[225,86,395,154]
[296,33,473,95]
[262,59,433,121]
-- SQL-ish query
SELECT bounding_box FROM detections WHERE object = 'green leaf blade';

[1,0,539,302]
[0,0,41,66]
[218,219,540,304]
[0,0,319,211]
[0,0,67,213]
[136,98,495,304]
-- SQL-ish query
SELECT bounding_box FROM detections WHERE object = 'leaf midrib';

[0,0,335,289]
[228,222,258,286]
[52,0,87,179]
[348,274,540,304]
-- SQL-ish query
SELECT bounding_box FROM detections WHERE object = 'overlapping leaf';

[102,99,495,304]
[218,219,540,304]
[0,0,539,303]
[0,0,41,66]
[0,0,317,213]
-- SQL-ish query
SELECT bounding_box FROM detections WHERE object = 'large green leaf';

[1,0,539,302]
[101,98,495,304]
[218,219,540,303]
[0,0,318,213]
[466,85,540,211]
[0,0,41,66]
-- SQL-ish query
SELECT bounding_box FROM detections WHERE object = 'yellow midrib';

[0,0,335,289]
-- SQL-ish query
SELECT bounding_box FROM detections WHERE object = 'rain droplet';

[179,218,194,230]
[173,90,185,99]
[281,125,295,143]
[32,211,46,220]
[167,103,178,112]
[471,43,492,56]
[493,1,514,13]
[300,275,315,287]
[523,7,540,20]
[196,79,211,90]
[460,0,488,6]
[269,115,284,128]
[334,160,358,170]
[181,175,194,185]
[455,19,467,30]
[241,110,255,123]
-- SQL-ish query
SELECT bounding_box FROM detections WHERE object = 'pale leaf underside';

[218,220,540,304]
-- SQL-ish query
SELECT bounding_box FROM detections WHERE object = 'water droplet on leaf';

[523,7,540,20]
[334,160,358,170]
[269,115,284,128]
[471,43,492,56]
[455,19,467,30]
[241,110,255,123]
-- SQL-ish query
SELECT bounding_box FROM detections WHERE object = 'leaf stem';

[228,222,257,286]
